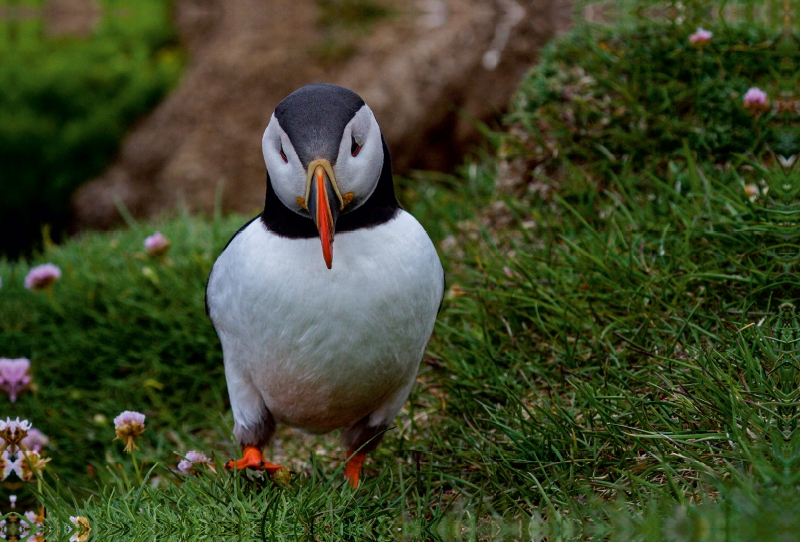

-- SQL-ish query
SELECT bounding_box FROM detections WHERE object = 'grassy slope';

[0,214,239,485]
[0,6,797,541]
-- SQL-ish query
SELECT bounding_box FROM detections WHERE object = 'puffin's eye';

[279,146,288,163]
[351,136,362,157]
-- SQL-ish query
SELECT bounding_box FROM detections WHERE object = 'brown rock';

[72,0,572,229]
[44,0,101,37]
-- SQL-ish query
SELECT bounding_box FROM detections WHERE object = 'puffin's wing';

[205,214,261,318]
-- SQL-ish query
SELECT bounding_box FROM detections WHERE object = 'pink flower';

[185,450,210,463]
[21,429,48,452]
[178,450,214,474]
[743,87,769,115]
[689,27,712,46]
[144,232,171,257]
[113,411,146,452]
[114,410,145,429]
[24,264,61,291]
[0,358,31,402]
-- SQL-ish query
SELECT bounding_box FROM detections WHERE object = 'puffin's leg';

[225,408,286,472]
[341,415,388,488]
[222,363,286,472]
[341,373,419,487]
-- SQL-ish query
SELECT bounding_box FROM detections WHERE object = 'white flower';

[0,418,32,453]
[17,450,50,481]
[1,450,18,480]
[69,516,91,542]
[0,417,32,433]
[744,184,759,202]
[20,510,42,539]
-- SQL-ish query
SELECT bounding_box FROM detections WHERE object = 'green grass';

[0,2,797,540]
[507,20,781,176]
[0,212,240,492]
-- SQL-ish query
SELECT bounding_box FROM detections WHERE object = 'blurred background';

[1,0,572,259]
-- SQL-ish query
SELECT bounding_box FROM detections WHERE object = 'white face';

[261,104,384,217]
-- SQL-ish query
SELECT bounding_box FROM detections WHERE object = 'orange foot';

[225,445,285,474]
[345,450,366,488]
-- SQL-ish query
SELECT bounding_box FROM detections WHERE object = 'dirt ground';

[71,0,573,229]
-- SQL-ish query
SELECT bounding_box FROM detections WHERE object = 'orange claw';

[225,445,285,473]
[345,450,366,488]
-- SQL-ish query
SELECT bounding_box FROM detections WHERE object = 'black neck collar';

[260,136,400,239]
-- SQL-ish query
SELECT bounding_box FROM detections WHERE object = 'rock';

[72,0,572,229]
[43,0,101,37]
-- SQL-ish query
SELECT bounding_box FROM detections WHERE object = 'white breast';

[207,211,443,433]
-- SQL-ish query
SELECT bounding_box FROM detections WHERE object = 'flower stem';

[131,449,141,485]
[44,288,65,316]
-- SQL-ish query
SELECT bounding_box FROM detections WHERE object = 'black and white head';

[261,84,395,269]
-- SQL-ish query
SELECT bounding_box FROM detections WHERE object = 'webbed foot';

[225,445,285,474]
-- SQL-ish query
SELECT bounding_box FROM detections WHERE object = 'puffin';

[206,83,444,488]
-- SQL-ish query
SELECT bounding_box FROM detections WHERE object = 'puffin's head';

[262,84,385,269]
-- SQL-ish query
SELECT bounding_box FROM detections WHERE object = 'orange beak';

[307,164,339,269]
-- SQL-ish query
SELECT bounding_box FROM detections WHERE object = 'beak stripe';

[304,159,347,211]
[315,166,335,269]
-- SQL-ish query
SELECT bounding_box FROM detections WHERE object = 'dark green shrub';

[0,0,183,258]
